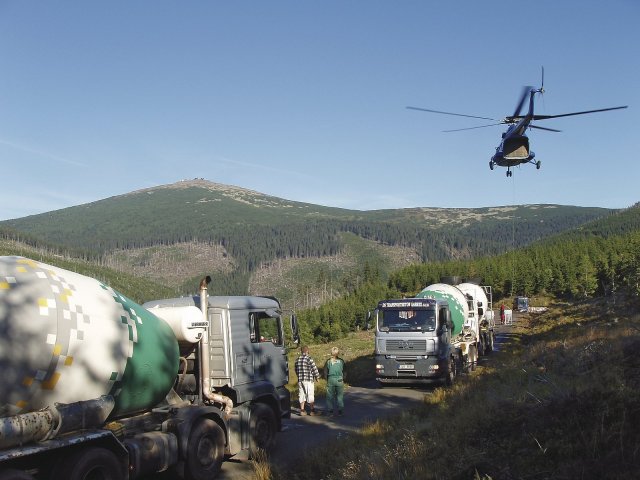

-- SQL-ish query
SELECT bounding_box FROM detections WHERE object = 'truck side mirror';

[249,313,256,342]
[290,314,300,345]
[439,317,450,335]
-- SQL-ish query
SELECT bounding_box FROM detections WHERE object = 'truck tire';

[0,469,36,480]
[444,356,457,386]
[469,345,477,372]
[249,403,277,456]
[456,353,464,374]
[184,418,225,480]
[487,332,494,353]
[50,447,124,480]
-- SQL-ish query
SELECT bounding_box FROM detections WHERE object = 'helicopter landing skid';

[527,158,541,170]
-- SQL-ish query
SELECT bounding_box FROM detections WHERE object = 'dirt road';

[215,381,432,479]
[211,317,517,479]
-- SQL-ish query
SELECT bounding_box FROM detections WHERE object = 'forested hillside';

[389,203,640,299]
[0,179,614,296]
[299,204,640,343]
[2,198,638,345]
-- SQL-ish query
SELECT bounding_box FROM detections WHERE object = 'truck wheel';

[455,354,464,374]
[50,447,124,480]
[487,332,494,353]
[469,345,477,372]
[184,418,225,480]
[0,469,36,480]
[249,403,277,456]
[444,356,457,386]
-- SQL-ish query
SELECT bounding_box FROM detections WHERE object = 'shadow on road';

[269,379,435,470]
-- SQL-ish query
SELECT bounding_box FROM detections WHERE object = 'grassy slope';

[272,296,640,480]
[249,232,421,309]
[0,239,178,304]
[103,241,235,289]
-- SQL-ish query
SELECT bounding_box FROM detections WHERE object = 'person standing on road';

[324,347,346,416]
[500,303,505,325]
[294,345,320,415]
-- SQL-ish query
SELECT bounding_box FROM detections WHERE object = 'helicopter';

[407,69,628,177]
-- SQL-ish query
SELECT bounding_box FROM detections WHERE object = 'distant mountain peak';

[122,178,290,207]
[128,178,264,197]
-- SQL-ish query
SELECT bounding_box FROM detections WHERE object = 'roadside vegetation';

[264,295,640,479]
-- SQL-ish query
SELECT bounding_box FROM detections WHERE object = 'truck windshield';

[515,297,529,311]
[379,308,436,332]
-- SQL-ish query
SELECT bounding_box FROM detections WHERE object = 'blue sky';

[1,1,637,221]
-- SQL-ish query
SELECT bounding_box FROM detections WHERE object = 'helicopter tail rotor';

[538,66,547,113]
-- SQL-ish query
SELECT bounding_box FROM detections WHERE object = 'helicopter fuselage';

[491,125,535,167]
[489,91,540,176]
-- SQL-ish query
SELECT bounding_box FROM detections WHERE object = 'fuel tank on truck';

[0,256,180,418]
[416,283,469,337]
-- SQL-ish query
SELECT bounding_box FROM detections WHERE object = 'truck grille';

[385,339,427,353]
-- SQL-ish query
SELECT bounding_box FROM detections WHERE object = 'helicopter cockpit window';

[379,308,436,332]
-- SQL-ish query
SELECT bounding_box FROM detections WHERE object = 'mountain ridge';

[5,178,613,222]
[0,179,616,302]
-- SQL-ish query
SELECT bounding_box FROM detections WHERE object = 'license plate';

[399,364,414,369]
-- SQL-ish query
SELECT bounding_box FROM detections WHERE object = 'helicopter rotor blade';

[512,86,534,118]
[533,105,628,120]
[406,106,496,121]
[529,124,561,132]
[442,123,504,132]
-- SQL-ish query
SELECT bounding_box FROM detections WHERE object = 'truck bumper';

[375,355,446,383]
[276,385,291,420]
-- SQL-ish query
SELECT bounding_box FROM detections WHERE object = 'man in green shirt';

[324,347,346,416]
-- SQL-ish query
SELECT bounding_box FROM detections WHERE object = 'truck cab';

[374,298,455,386]
[514,296,529,312]
[144,295,292,454]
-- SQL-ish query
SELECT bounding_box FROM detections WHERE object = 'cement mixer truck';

[0,256,299,479]
[374,281,494,386]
